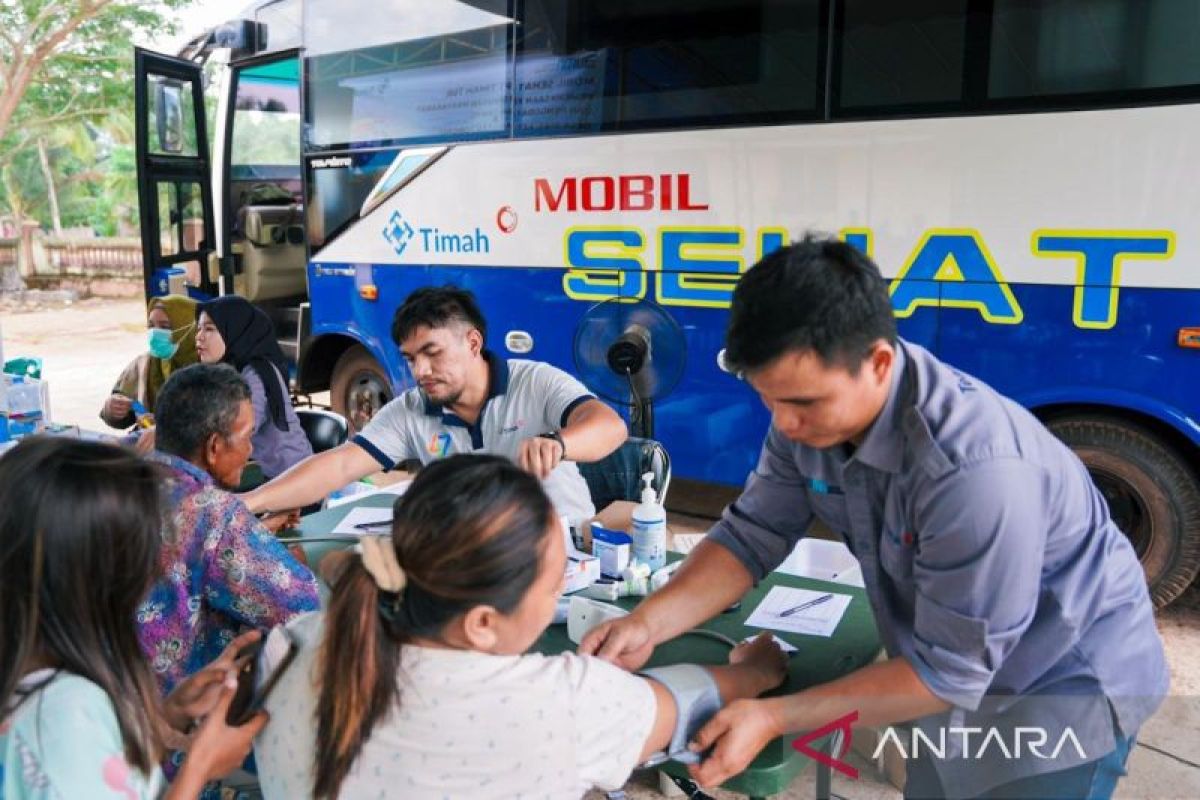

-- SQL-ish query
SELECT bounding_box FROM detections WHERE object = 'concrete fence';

[43,237,142,277]
[2,223,144,297]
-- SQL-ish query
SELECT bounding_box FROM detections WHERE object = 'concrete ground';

[4,297,1199,799]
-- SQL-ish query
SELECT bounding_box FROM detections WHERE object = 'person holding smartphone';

[0,438,268,799]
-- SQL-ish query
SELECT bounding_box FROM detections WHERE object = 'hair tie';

[359,535,407,594]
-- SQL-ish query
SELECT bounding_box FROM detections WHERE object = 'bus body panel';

[301,104,1200,482]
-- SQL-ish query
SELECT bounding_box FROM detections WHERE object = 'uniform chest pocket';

[878,527,915,582]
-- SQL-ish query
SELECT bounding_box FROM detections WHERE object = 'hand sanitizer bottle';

[631,472,667,571]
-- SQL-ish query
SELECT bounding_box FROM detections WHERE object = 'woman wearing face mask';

[195,295,312,481]
[100,295,198,429]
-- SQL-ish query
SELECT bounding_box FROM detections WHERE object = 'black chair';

[578,436,671,511]
[296,408,349,454]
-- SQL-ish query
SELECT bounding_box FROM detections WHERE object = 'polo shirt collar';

[422,349,509,417]
[850,341,906,474]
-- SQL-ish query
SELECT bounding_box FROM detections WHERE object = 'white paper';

[331,506,394,536]
[327,479,412,508]
[775,538,865,587]
[670,532,705,554]
[742,633,798,653]
[744,586,852,638]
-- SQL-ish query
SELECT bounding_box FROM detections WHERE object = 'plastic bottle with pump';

[631,472,667,571]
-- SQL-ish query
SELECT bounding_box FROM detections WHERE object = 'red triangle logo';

[790,710,859,779]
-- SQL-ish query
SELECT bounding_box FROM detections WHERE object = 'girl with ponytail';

[256,454,786,799]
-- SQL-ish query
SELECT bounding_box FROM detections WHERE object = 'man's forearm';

[769,656,952,734]
[561,401,627,462]
[242,445,371,513]
[635,539,754,644]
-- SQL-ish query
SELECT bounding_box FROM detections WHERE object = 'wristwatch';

[538,430,566,459]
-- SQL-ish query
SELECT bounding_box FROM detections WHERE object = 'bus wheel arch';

[330,344,394,436]
[297,334,358,396]
[1039,409,1200,608]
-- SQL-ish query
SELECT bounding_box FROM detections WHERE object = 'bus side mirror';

[155,82,184,154]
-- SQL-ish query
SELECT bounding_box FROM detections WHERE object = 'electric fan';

[572,298,686,438]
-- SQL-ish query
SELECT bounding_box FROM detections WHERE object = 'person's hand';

[730,632,788,693]
[134,426,157,455]
[163,630,261,731]
[577,613,655,671]
[517,434,564,479]
[687,697,785,788]
[260,509,301,534]
[183,681,270,782]
[104,393,132,421]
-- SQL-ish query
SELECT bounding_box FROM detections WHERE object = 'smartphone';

[225,628,299,726]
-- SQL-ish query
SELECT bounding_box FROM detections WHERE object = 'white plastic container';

[6,375,44,439]
[631,471,667,571]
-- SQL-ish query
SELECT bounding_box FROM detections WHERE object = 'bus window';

[256,0,302,51]
[835,0,967,112]
[988,0,1200,100]
[156,180,205,287]
[516,0,822,135]
[228,57,302,224]
[306,150,400,252]
[303,0,513,150]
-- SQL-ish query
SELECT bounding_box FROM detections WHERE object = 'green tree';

[0,0,193,289]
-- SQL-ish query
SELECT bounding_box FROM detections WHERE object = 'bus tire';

[330,345,393,436]
[1048,415,1200,608]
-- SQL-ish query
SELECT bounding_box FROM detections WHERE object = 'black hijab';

[197,296,291,431]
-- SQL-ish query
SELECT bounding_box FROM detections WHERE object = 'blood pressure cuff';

[640,664,722,765]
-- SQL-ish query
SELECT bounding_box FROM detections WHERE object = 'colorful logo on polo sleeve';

[427,432,453,458]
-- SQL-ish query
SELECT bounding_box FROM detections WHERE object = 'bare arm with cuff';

[635,633,787,764]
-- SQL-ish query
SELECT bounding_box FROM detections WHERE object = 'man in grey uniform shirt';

[581,236,1167,798]
[244,286,626,521]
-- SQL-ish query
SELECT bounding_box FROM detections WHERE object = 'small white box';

[562,516,600,593]
[590,525,631,578]
[776,538,864,587]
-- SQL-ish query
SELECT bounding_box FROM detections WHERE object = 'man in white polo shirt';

[243,286,627,521]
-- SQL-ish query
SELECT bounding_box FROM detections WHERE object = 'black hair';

[391,285,488,346]
[314,454,554,799]
[155,362,252,459]
[0,438,167,774]
[724,233,897,374]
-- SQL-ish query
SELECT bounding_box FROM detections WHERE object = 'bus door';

[218,51,305,308]
[134,48,218,299]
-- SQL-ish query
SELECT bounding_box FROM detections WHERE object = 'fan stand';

[625,369,655,439]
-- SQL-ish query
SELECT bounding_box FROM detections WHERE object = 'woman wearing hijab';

[195,295,313,480]
[100,295,198,429]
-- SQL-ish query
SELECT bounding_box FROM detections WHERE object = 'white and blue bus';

[135,0,1200,606]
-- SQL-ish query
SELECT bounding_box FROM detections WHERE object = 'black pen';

[778,593,833,618]
[353,520,393,531]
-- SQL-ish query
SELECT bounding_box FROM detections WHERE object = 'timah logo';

[383,210,416,256]
[791,710,859,779]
